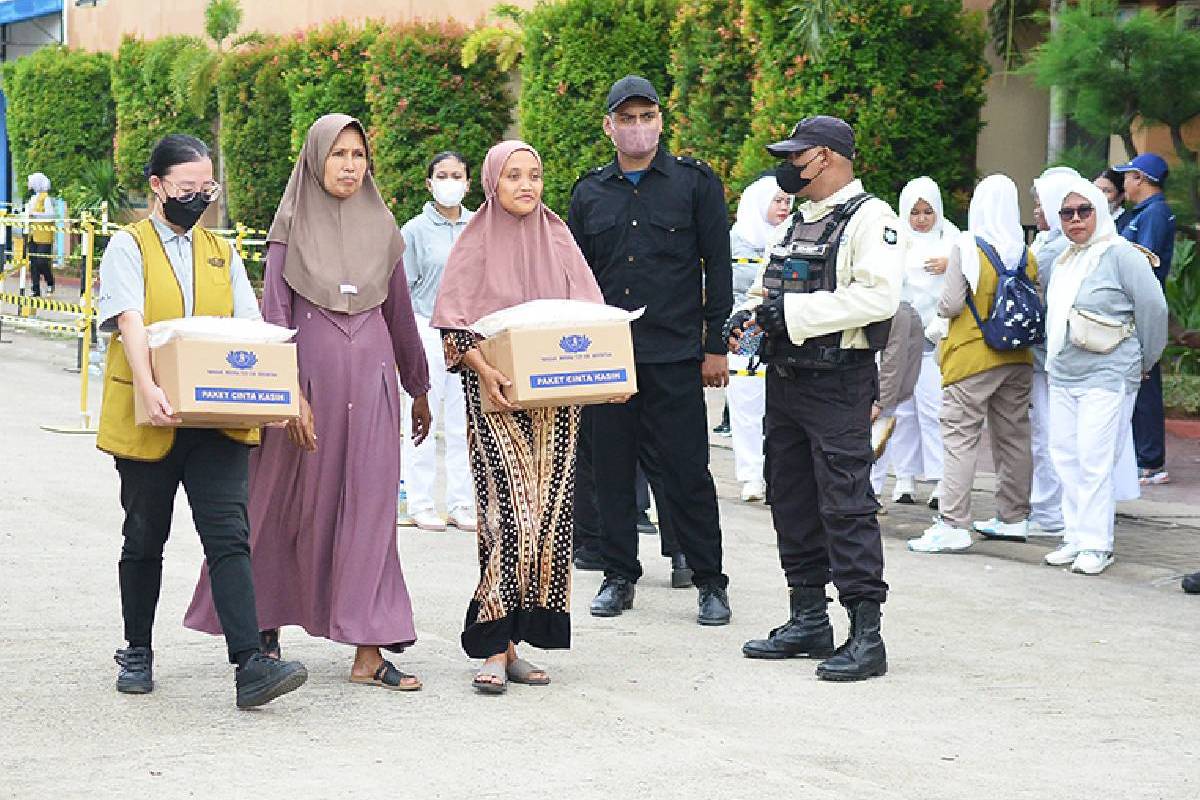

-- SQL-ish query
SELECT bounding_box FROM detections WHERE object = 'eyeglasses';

[1058,204,1094,222]
[161,177,222,204]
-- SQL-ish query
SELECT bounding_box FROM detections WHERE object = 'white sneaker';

[447,507,477,532]
[1071,550,1114,575]
[411,509,447,531]
[740,480,766,502]
[871,416,896,459]
[907,521,973,553]
[1044,543,1080,567]
[892,476,916,504]
[973,517,1028,542]
[1027,520,1065,537]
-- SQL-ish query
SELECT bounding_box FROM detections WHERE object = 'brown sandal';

[349,659,422,691]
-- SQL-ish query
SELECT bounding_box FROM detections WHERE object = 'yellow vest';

[97,218,260,461]
[29,192,55,245]
[939,246,1038,387]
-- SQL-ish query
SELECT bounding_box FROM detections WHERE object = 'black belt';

[771,347,874,378]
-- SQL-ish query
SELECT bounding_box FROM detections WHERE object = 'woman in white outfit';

[728,175,792,502]
[1043,179,1167,575]
[399,152,477,531]
[882,177,957,507]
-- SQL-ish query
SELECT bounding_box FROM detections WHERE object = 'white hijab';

[955,174,1025,292]
[731,175,789,252]
[1032,166,1080,238]
[1045,178,1119,362]
[898,176,959,327]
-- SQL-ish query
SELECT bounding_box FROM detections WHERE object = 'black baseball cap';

[606,75,660,112]
[766,115,856,159]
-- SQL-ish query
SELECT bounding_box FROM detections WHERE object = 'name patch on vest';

[208,257,226,268]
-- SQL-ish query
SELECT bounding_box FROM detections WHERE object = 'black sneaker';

[235,654,308,708]
[114,646,154,694]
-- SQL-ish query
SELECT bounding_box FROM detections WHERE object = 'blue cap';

[1112,153,1169,184]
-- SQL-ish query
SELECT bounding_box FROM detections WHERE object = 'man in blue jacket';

[1113,153,1175,486]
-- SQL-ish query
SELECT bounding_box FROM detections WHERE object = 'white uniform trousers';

[727,354,765,484]
[1049,385,1137,553]
[888,351,944,481]
[401,316,474,515]
[1029,371,1064,529]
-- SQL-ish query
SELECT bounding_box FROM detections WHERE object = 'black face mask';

[161,193,210,231]
[775,155,822,195]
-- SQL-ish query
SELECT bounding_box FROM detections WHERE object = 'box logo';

[559,334,592,354]
[226,350,258,370]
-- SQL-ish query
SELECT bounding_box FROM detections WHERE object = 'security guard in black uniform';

[726,116,901,680]
[568,75,733,626]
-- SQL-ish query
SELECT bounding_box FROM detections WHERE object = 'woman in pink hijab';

[432,140,604,694]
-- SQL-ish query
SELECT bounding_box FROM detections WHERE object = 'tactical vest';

[96,218,260,461]
[760,193,890,369]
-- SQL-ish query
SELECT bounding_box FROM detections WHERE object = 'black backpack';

[964,236,1045,351]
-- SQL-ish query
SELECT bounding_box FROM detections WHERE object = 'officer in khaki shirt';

[726,116,901,682]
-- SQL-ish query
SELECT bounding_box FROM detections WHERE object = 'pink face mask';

[610,122,661,159]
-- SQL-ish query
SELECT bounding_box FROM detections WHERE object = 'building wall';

[67,0,537,52]
[962,0,1050,223]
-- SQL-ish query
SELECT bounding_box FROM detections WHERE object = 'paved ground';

[2,327,1198,799]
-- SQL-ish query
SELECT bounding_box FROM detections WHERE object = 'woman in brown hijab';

[432,140,605,694]
[185,114,432,691]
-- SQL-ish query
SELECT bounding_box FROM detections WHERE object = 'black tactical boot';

[742,587,834,659]
[816,600,887,681]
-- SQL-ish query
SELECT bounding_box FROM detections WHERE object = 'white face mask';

[430,179,467,209]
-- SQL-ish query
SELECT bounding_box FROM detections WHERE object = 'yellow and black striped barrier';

[0,291,86,316]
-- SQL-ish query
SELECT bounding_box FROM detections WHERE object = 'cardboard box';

[477,321,638,412]
[135,338,300,428]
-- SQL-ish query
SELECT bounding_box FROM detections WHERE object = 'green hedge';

[112,35,217,191]
[737,0,989,217]
[519,0,676,214]
[366,22,512,224]
[1,47,114,209]
[666,0,753,200]
[218,41,293,230]
[284,21,381,158]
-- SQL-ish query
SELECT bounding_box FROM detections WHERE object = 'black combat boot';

[815,600,887,681]
[742,587,834,659]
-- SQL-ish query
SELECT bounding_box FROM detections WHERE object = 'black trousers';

[591,360,727,589]
[574,417,681,556]
[1132,362,1166,471]
[765,363,887,605]
[115,428,260,662]
[27,241,54,295]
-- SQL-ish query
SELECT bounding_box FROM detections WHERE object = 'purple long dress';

[184,242,430,648]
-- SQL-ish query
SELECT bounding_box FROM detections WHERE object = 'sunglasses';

[1058,204,1094,222]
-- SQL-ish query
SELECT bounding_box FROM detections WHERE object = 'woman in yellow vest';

[26,172,56,296]
[95,134,307,708]
[908,174,1038,554]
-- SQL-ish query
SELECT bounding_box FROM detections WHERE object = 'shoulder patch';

[883,227,898,245]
